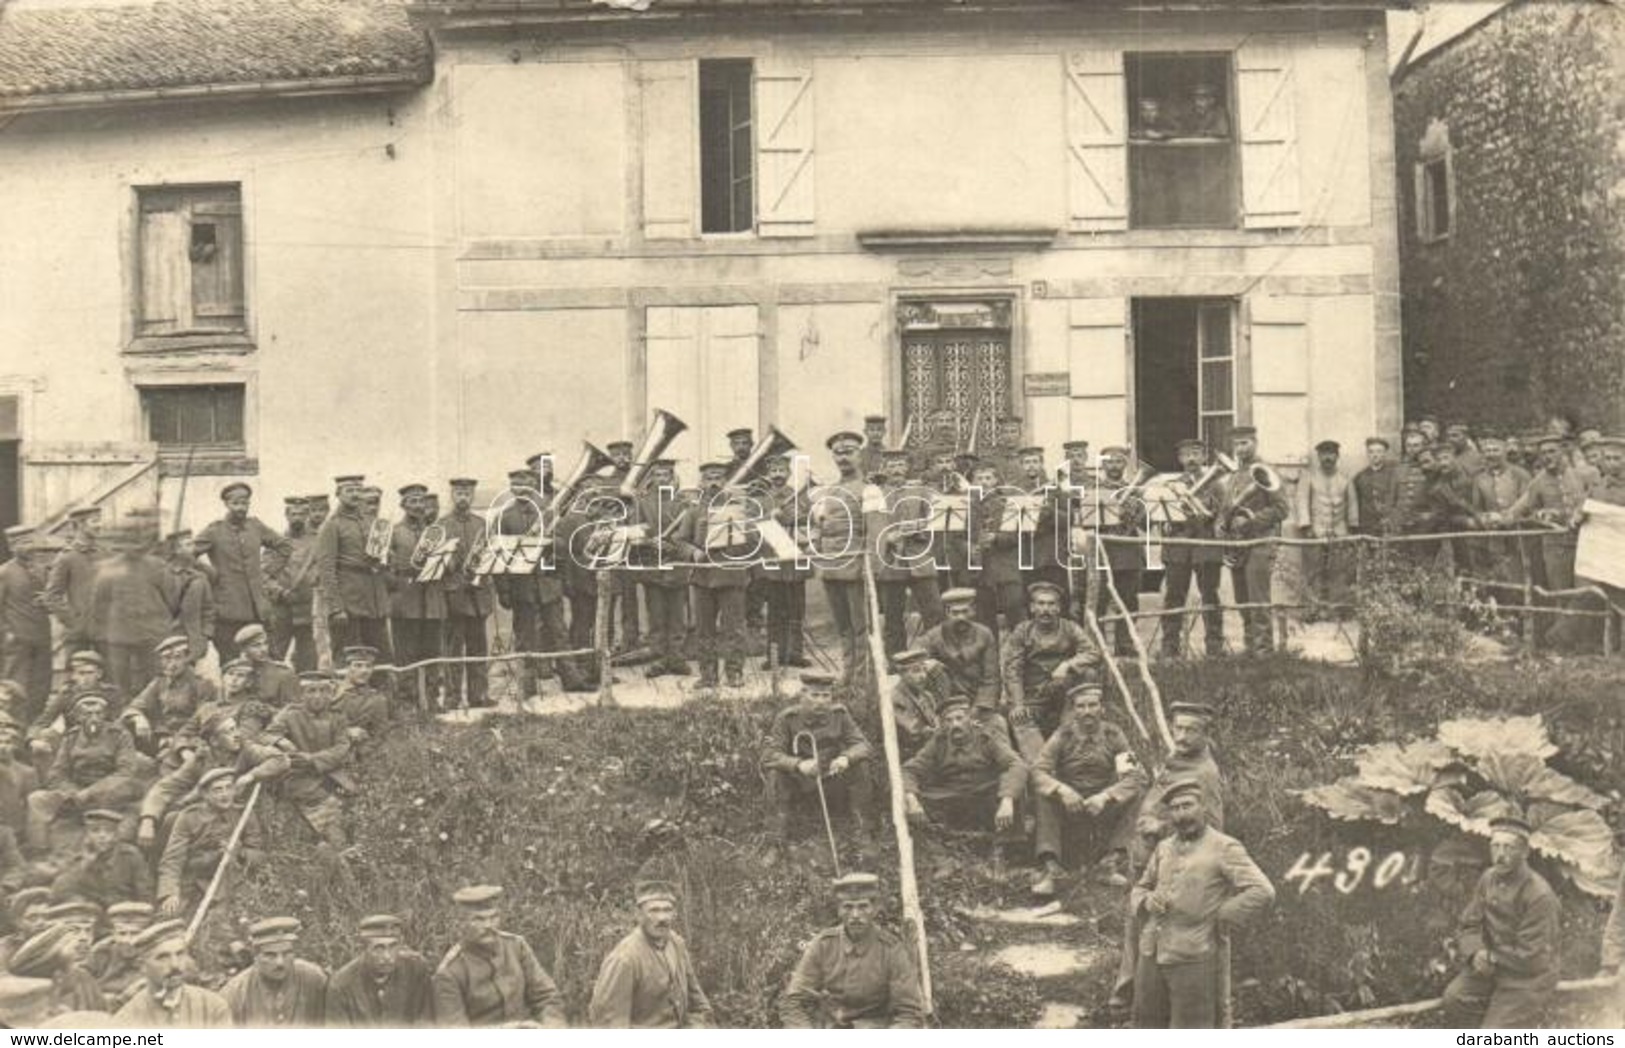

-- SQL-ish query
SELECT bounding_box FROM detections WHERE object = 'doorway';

[0,396,19,561]
[1132,298,1236,470]
[898,299,1014,452]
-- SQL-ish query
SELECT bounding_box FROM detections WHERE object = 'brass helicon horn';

[554,441,616,515]
[620,409,689,497]
[728,426,798,488]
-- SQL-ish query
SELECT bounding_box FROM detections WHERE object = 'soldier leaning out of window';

[1131,97,1173,140]
[1180,83,1230,138]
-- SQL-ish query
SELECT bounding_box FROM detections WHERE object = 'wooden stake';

[184,782,261,947]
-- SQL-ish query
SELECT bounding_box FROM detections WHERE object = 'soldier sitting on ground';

[325,914,436,1028]
[221,916,330,1027]
[28,651,121,756]
[588,880,713,1029]
[1000,580,1103,760]
[889,650,947,754]
[87,901,154,1007]
[1030,682,1146,897]
[137,706,287,848]
[7,920,106,1017]
[114,918,232,1027]
[901,695,1027,861]
[0,886,52,969]
[26,693,147,856]
[50,808,151,907]
[267,672,363,850]
[236,625,299,709]
[156,768,265,919]
[759,670,877,866]
[124,636,216,759]
[332,646,391,745]
[432,885,566,1028]
[915,588,1004,727]
[780,872,925,1029]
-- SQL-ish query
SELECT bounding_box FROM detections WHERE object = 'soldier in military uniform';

[51,808,151,906]
[124,634,216,757]
[1441,816,1560,1028]
[436,478,495,707]
[231,624,298,708]
[1218,427,1290,654]
[26,693,146,854]
[674,461,754,688]
[316,477,392,658]
[493,467,569,695]
[88,519,178,698]
[889,649,947,753]
[632,458,693,678]
[967,461,1026,640]
[916,587,1002,715]
[1130,778,1275,1029]
[45,506,103,659]
[760,670,876,864]
[754,453,811,669]
[1161,439,1225,658]
[333,645,392,744]
[0,527,55,719]
[1031,682,1147,896]
[588,880,713,1028]
[195,482,292,663]
[29,649,121,755]
[859,415,889,481]
[1352,436,1400,539]
[268,673,361,848]
[156,768,266,918]
[999,581,1103,760]
[0,887,50,971]
[432,884,566,1028]
[809,432,885,687]
[781,872,925,1029]
[6,920,106,1017]
[163,529,215,665]
[1468,431,1533,585]
[604,442,643,654]
[385,484,444,693]
[1581,437,1625,610]
[136,705,288,842]
[114,919,232,1028]
[876,449,946,660]
[1511,434,1598,648]
[1015,445,1071,604]
[1090,446,1149,656]
[263,496,317,670]
[87,900,153,1006]
[901,694,1026,855]
[326,914,435,1027]
[221,916,329,1027]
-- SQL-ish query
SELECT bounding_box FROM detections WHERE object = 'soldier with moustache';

[620,458,687,679]
[874,448,945,664]
[433,885,566,1028]
[752,452,811,669]
[495,466,582,695]
[901,694,1027,855]
[1468,431,1533,585]
[195,482,291,663]
[604,440,643,654]
[1089,446,1149,657]
[1161,439,1225,659]
[809,431,886,688]
[45,507,104,658]
[781,873,925,1029]
[858,415,889,482]
[967,460,1026,640]
[1217,427,1289,655]
[325,914,436,1028]
[0,526,55,719]
[673,460,755,689]
[387,484,444,692]
[163,529,215,665]
[1014,445,1071,606]
[315,477,391,659]
[435,478,495,707]
[760,670,877,864]
[922,445,972,594]
[262,497,316,670]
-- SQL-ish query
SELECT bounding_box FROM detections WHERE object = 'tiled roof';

[0,0,432,102]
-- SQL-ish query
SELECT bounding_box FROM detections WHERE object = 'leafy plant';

[1297,714,1619,896]
[1352,549,1472,680]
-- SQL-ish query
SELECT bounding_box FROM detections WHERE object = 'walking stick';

[184,782,262,947]
[793,730,842,877]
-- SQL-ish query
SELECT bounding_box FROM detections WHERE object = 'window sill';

[156,451,257,478]
[126,333,256,357]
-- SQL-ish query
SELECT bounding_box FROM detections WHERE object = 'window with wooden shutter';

[643,60,699,240]
[1065,52,1129,233]
[1248,295,1311,459]
[754,58,815,238]
[1066,298,1129,446]
[137,185,246,335]
[1236,44,1303,229]
[645,306,761,482]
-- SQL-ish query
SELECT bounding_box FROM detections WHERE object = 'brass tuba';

[727,426,797,490]
[1218,462,1285,566]
[619,409,689,497]
[553,441,615,518]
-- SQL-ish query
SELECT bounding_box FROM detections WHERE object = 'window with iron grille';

[699,60,755,235]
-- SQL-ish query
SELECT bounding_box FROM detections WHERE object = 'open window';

[1126,53,1238,229]
[1133,298,1237,469]
[699,60,754,235]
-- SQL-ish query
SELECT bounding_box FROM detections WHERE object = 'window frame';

[130,372,257,477]
[1123,51,1242,231]
[1416,152,1455,244]
[133,183,248,340]
[697,58,757,237]
[1196,300,1238,451]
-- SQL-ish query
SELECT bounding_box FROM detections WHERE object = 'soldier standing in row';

[1090,446,1148,657]
[632,459,691,679]
[1219,427,1289,655]
[781,872,924,1029]
[196,482,290,663]
[874,448,944,665]
[316,477,391,659]
[438,477,493,707]
[676,462,753,689]
[388,484,443,686]
[1161,439,1225,659]
[263,496,318,671]
[325,914,436,1027]
[89,522,176,699]
[811,431,884,688]
[432,885,566,1028]
[606,440,643,654]
[221,916,329,1027]
[588,880,713,1028]
[46,506,103,659]
[0,527,54,719]
[755,452,811,669]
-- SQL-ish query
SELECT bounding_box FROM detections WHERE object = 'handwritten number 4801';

[1283,849,1419,895]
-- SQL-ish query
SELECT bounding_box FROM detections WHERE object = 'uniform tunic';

[0,557,51,645]
[761,703,873,775]
[915,619,1001,710]
[315,510,390,619]
[45,541,101,646]
[45,723,145,795]
[127,672,217,741]
[221,959,329,1027]
[999,619,1099,709]
[434,510,496,620]
[156,802,265,904]
[1443,863,1561,1028]
[587,928,713,1028]
[51,841,153,906]
[1351,463,1399,536]
[86,940,142,1004]
[195,517,291,624]
[89,554,178,648]
[781,926,924,1029]
[115,984,232,1028]
[324,951,435,1027]
[901,725,1027,802]
[1034,719,1143,801]
[432,932,566,1027]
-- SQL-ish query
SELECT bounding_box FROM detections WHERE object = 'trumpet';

[364,517,393,564]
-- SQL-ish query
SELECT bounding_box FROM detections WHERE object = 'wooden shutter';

[191,198,244,320]
[641,60,698,240]
[754,58,816,238]
[139,206,189,331]
[1066,298,1129,446]
[1248,295,1311,458]
[1237,44,1303,229]
[1064,52,1128,233]
[645,307,704,476]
